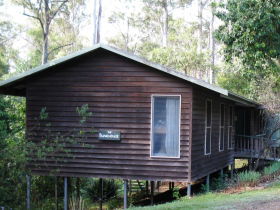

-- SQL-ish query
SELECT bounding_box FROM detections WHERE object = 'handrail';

[236,134,266,138]
[235,134,280,160]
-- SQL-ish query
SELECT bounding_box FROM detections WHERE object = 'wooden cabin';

[0,44,263,185]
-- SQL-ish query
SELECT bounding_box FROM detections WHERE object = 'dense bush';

[0,96,26,208]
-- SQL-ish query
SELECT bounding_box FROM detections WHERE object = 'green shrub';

[211,175,228,191]
[172,187,181,199]
[82,178,121,202]
[237,171,261,186]
[107,197,123,210]
[263,162,280,176]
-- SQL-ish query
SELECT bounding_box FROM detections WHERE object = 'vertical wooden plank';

[64,177,68,210]
[123,179,128,209]
[26,175,31,210]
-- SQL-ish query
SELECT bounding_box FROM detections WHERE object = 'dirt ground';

[234,199,280,210]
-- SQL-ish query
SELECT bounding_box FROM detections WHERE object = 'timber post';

[26,175,31,210]
[150,181,155,205]
[55,177,58,210]
[123,179,128,209]
[64,177,68,210]
[231,161,235,179]
[145,181,149,195]
[206,174,210,192]
[187,183,192,198]
[99,178,103,210]
[220,168,224,178]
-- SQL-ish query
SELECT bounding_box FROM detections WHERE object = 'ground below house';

[129,178,280,210]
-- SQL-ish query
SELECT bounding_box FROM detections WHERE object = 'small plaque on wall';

[98,130,121,141]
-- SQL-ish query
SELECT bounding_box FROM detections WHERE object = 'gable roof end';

[0,43,261,107]
[0,43,228,96]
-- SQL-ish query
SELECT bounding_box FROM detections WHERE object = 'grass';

[129,180,280,210]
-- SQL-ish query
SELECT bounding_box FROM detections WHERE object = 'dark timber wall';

[26,49,192,182]
[191,86,235,181]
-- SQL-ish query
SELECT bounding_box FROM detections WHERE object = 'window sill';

[150,155,181,159]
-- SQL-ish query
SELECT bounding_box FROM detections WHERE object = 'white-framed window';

[219,103,225,151]
[228,106,234,149]
[205,99,212,155]
[151,95,181,158]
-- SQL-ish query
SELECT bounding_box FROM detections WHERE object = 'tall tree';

[0,7,19,77]
[143,0,193,47]
[209,0,216,84]
[216,0,280,101]
[13,0,69,64]
[0,21,12,76]
[108,0,212,80]
[216,0,280,78]
[141,19,210,79]
[197,0,209,53]
[108,0,143,52]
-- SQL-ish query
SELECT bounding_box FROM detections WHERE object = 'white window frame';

[205,99,212,155]
[219,103,225,152]
[150,94,181,158]
[228,105,234,150]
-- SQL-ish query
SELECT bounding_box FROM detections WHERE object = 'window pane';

[229,106,233,126]
[228,126,233,149]
[220,127,224,151]
[206,127,211,154]
[206,101,212,126]
[221,104,225,126]
[152,96,180,157]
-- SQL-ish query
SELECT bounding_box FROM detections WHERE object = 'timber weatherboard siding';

[25,49,192,181]
[191,86,235,181]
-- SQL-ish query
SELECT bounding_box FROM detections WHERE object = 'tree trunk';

[42,33,48,64]
[162,0,168,47]
[93,0,102,44]
[42,0,50,64]
[209,2,215,84]
[93,0,97,44]
[125,18,130,51]
[96,0,102,43]
[198,0,203,54]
